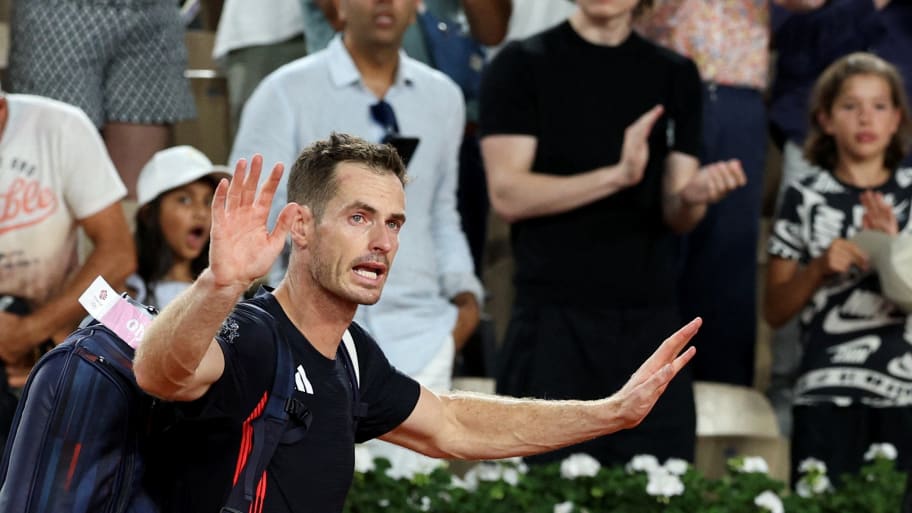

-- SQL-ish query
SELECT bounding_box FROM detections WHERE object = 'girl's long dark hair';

[135,199,210,302]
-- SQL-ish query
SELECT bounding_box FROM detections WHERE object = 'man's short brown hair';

[288,133,408,219]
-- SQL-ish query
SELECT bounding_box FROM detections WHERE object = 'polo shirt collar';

[327,35,417,90]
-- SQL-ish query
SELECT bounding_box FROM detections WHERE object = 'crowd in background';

[1,0,911,492]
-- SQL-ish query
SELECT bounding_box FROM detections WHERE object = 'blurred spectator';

[479,0,745,466]
[301,0,512,275]
[767,0,912,436]
[636,0,782,388]
[231,0,483,475]
[127,146,230,309]
[765,53,912,484]
[213,0,307,136]
[7,0,196,199]
[503,0,575,42]
[0,90,134,444]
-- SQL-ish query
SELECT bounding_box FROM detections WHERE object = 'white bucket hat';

[136,146,231,207]
[851,230,912,313]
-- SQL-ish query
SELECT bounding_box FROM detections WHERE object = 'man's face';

[575,0,639,22]
[338,0,418,49]
[307,162,406,306]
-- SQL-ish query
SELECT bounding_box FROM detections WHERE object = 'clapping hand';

[861,190,899,235]
[680,159,747,206]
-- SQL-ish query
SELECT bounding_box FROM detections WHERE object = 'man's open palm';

[209,155,296,289]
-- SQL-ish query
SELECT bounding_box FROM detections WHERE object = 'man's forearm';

[489,165,630,223]
[662,193,707,234]
[134,269,243,398]
[432,392,623,460]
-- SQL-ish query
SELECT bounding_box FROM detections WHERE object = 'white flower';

[383,457,445,479]
[502,467,520,486]
[797,457,827,475]
[626,454,661,474]
[450,474,471,490]
[560,453,601,479]
[419,496,431,512]
[378,499,390,508]
[499,456,530,474]
[742,456,770,474]
[663,458,689,476]
[796,474,832,497]
[353,445,375,473]
[554,501,575,513]
[754,490,784,513]
[864,443,898,461]
[462,462,504,491]
[645,469,685,498]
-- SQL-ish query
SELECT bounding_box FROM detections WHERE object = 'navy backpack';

[0,299,361,513]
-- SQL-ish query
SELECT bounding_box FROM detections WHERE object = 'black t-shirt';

[479,23,702,307]
[150,292,421,513]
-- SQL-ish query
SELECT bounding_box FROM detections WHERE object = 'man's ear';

[288,203,314,249]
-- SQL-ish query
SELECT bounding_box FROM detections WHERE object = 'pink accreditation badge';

[78,276,153,349]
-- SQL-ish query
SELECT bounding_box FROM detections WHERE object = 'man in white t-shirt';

[0,91,135,390]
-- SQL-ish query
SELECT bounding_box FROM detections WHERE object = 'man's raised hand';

[209,155,296,290]
[611,318,699,429]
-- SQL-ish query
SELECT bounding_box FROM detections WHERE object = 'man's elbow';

[134,359,170,399]
[488,190,523,224]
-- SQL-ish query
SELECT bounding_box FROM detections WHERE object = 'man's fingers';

[226,158,248,212]
[211,178,230,221]
[646,317,701,370]
[256,162,286,211]
[270,203,297,244]
[671,346,696,374]
[242,155,265,206]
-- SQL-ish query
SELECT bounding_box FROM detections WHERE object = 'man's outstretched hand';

[609,318,699,430]
[208,155,297,290]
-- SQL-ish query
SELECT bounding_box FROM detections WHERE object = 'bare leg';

[103,122,171,200]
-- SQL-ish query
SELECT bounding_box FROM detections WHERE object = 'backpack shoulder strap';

[221,301,295,513]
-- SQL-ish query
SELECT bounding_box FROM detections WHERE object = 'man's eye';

[386,221,401,231]
[352,214,365,223]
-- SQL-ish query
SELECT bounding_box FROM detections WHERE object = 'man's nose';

[370,223,394,253]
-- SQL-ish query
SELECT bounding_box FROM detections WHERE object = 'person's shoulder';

[402,55,462,99]
[8,93,94,127]
[346,321,379,351]
[259,51,329,94]
[630,32,695,69]
[216,294,280,348]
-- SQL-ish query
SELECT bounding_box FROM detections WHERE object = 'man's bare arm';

[481,106,664,223]
[382,318,699,460]
[662,154,746,234]
[134,157,295,401]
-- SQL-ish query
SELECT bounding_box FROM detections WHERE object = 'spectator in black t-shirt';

[134,133,700,513]
[478,0,746,467]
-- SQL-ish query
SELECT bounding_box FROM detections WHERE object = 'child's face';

[819,73,902,166]
[158,180,214,263]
